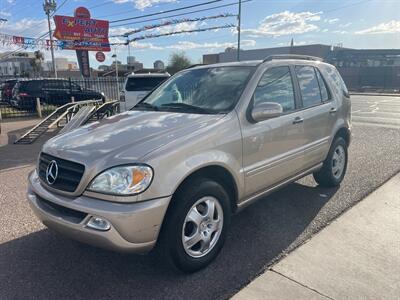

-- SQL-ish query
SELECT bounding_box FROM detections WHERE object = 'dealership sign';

[53,7,111,77]
[95,51,106,62]
[59,40,111,52]
[53,9,110,52]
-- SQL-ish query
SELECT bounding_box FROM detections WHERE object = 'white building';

[127,56,143,71]
[0,51,35,76]
[43,57,78,71]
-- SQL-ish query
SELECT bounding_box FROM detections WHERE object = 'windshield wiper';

[159,103,216,114]
[133,102,158,111]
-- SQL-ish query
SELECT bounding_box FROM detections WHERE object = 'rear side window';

[295,66,322,108]
[325,66,349,97]
[315,69,330,102]
[253,66,296,112]
[22,81,42,92]
[125,77,168,91]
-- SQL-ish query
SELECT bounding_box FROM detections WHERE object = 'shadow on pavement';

[0,128,54,171]
[0,182,338,300]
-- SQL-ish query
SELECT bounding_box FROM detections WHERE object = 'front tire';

[313,137,348,187]
[158,178,231,273]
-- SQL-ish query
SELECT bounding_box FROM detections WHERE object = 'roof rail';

[263,54,323,63]
[185,64,205,69]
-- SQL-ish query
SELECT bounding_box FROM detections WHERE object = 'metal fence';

[337,66,400,92]
[0,77,124,119]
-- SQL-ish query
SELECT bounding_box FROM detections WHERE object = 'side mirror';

[251,102,283,122]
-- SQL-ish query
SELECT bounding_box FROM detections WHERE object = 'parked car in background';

[1,79,19,103]
[119,72,170,112]
[11,79,105,110]
[27,56,351,272]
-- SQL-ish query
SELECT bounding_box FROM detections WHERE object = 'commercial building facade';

[203,44,400,91]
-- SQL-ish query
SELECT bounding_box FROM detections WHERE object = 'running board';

[236,163,323,211]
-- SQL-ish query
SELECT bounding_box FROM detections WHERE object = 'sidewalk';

[0,118,39,146]
[233,174,400,300]
[0,118,53,170]
[350,92,400,97]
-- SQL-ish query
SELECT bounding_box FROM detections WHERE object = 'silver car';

[27,55,351,272]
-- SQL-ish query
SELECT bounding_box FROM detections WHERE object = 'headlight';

[87,165,153,195]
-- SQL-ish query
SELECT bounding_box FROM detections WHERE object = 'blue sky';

[1,0,400,68]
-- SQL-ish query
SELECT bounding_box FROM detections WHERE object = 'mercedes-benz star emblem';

[46,160,58,185]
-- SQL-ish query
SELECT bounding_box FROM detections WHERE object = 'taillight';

[19,92,29,97]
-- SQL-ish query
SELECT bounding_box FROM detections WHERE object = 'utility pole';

[127,40,131,71]
[112,48,119,92]
[237,0,242,61]
[43,0,57,78]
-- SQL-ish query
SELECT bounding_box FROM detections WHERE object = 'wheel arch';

[333,126,351,146]
[155,164,240,251]
[169,164,239,215]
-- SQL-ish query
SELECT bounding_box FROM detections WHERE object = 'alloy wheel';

[182,196,224,258]
[332,145,346,179]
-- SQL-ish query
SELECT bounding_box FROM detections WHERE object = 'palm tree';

[30,50,44,77]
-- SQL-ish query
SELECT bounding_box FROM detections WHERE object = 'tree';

[30,50,44,77]
[166,52,192,74]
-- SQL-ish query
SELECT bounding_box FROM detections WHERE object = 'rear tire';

[313,137,348,187]
[157,178,231,273]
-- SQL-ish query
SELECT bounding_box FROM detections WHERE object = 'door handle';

[329,107,338,114]
[292,116,304,124]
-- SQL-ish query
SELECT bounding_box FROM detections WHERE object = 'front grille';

[38,153,85,192]
[36,195,87,224]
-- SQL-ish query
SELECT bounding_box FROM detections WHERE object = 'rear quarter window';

[24,81,43,92]
[324,65,349,97]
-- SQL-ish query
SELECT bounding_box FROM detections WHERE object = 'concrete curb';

[232,173,400,300]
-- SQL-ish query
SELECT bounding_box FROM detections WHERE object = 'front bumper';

[27,170,171,253]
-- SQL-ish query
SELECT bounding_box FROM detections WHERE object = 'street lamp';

[43,0,57,78]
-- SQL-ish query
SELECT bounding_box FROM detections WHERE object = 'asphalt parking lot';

[1,95,400,299]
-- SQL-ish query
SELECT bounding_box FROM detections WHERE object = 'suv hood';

[43,110,224,168]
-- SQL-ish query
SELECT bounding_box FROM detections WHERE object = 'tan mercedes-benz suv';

[27,55,351,272]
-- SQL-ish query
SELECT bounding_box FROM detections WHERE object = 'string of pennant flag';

[0,32,64,51]
[114,13,237,37]
[0,14,236,51]
[116,24,236,45]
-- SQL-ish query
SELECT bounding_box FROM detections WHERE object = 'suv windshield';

[137,66,255,114]
[126,77,168,91]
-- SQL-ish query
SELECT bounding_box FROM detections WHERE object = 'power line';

[110,0,251,28]
[110,0,223,23]
[95,0,178,19]
[53,0,70,16]
[88,0,115,10]
[7,0,69,40]
[324,0,373,14]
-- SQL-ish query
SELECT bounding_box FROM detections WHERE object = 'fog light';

[86,216,111,231]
